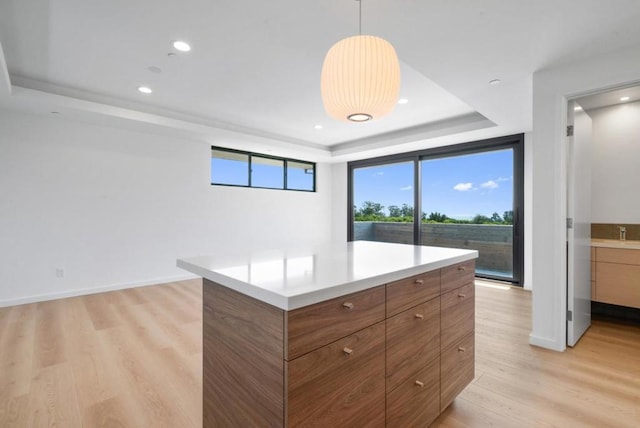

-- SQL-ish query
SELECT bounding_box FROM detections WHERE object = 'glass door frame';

[347,133,524,286]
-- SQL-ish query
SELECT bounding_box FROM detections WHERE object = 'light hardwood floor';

[0,280,638,427]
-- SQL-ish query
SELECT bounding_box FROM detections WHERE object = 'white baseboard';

[0,273,200,308]
[529,333,566,352]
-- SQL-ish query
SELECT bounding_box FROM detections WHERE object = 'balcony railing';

[354,222,513,278]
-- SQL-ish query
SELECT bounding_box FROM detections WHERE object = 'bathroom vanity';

[178,241,478,427]
[591,239,640,309]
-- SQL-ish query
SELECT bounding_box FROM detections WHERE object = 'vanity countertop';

[591,238,640,250]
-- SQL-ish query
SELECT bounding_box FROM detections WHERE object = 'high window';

[211,147,315,192]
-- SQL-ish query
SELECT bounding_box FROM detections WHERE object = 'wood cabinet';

[386,270,440,317]
[287,322,386,427]
[591,247,596,301]
[286,285,385,360]
[386,357,440,427]
[441,332,475,411]
[203,260,476,427]
[441,283,475,351]
[592,247,640,309]
[386,298,440,392]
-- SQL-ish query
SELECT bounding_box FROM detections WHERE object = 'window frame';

[211,146,316,192]
[347,133,525,286]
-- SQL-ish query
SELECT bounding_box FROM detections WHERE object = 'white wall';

[330,162,348,243]
[531,44,640,351]
[523,132,533,290]
[0,109,332,306]
[590,101,640,223]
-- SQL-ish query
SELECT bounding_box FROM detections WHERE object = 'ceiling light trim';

[172,40,191,52]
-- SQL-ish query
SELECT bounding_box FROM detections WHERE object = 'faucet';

[619,226,627,241]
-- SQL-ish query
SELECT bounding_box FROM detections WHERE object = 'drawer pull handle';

[342,302,354,310]
[415,380,424,387]
[343,347,353,356]
[414,279,424,285]
[458,347,466,353]
[458,266,466,271]
[458,293,466,298]
[414,314,424,320]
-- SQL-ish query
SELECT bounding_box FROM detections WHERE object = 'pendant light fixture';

[321,0,401,122]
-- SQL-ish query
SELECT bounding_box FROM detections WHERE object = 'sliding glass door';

[348,134,524,285]
[352,161,415,244]
[421,149,516,281]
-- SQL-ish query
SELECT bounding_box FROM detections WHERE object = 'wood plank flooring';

[0,281,202,428]
[1,279,638,427]
[432,281,640,428]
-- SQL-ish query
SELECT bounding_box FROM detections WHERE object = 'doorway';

[567,84,640,346]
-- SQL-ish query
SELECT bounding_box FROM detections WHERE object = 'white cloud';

[400,185,412,191]
[453,182,474,191]
[496,176,512,182]
[481,180,498,189]
[373,171,384,176]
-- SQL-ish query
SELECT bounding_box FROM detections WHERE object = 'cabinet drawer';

[386,356,440,428]
[286,286,385,360]
[596,247,640,265]
[286,322,385,427]
[386,298,440,392]
[441,283,475,351]
[441,260,475,294]
[441,332,474,412]
[386,270,440,317]
[595,262,640,309]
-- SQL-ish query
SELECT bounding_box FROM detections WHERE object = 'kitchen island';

[178,241,478,427]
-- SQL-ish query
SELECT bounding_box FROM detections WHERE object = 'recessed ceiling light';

[138,86,152,94]
[574,105,583,111]
[173,41,191,52]
[148,66,162,74]
[314,125,323,130]
[50,111,60,114]
[489,79,501,86]
[398,98,409,104]
[620,96,630,101]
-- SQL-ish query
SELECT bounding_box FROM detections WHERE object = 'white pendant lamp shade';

[321,35,401,122]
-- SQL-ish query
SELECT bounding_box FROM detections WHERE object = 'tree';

[490,212,503,223]
[358,201,385,217]
[503,210,514,225]
[388,205,401,217]
[427,212,448,222]
[472,214,491,224]
[400,204,414,217]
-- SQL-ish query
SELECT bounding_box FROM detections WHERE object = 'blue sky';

[354,149,513,220]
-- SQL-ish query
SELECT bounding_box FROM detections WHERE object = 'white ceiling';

[576,85,640,111]
[1,0,640,162]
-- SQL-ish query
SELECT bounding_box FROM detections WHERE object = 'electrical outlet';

[56,268,65,278]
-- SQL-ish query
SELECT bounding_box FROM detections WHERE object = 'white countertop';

[591,238,640,250]
[177,241,478,310]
